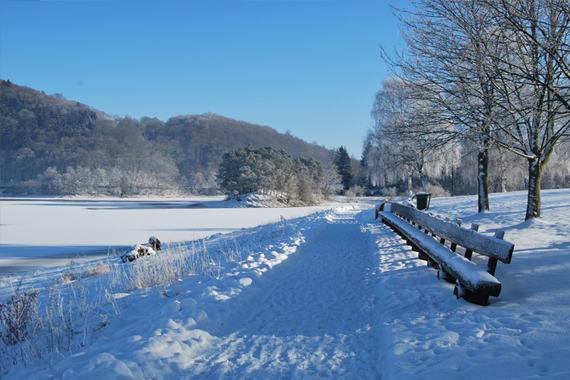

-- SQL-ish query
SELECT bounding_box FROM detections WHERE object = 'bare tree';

[479,0,570,219]
[382,0,570,219]
[371,77,456,199]
[381,0,507,212]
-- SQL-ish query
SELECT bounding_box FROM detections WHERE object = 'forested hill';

[0,80,332,194]
[140,113,332,188]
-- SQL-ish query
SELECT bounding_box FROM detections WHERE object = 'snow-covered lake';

[0,196,347,273]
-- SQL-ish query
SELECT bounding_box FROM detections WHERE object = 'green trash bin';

[416,192,432,210]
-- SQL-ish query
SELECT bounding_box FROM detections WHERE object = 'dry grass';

[56,261,111,284]
[56,271,78,284]
[1,232,257,373]
[84,261,111,278]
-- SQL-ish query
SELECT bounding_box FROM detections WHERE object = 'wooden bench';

[376,202,515,305]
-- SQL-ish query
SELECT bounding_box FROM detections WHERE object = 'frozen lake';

[0,197,347,274]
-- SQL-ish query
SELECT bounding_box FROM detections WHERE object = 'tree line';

[363,0,570,220]
[0,80,338,197]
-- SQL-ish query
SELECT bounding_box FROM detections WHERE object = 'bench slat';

[391,203,514,264]
[379,211,502,297]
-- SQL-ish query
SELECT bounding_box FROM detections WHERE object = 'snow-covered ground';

[0,196,345,273]
[1,189,569,379]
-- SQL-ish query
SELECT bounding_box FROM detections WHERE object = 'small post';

[454,280,465,299]
[438,267,456,283]
[487,257,498,276]
[427,257,438,268]
[464,224,479,261]
[486,230,505,276]
[450,219,462,252]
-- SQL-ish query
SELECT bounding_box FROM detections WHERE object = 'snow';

[1,190,570,379]
[379,210,501,294]
[0,196,343,273]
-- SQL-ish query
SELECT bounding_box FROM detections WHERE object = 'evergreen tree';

[334,146,352,190]
[216,146,324,205]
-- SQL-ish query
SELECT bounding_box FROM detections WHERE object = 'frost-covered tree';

[380,0,504,211]
[216,146,324,205]
[0,81,333,196]
[381,0,570,219]
[479,0,570,219]
[370,77,456,199]
[321,159,343,199]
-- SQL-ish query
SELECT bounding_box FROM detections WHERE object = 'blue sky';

[1,1,402,158]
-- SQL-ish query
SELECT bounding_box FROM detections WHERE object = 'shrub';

[345,185,365,203]
[0,289,40,346]
[383,187,398,201]
[425,184,451,198]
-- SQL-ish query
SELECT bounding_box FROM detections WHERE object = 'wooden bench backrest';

[390,203,514,264]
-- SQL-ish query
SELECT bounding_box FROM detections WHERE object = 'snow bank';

[370,190,570,379]
[211,192,322,208]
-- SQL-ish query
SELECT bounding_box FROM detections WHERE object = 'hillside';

[0,80,333,194]
[139,112,332,189]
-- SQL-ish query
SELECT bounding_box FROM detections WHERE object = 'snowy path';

[4,191,570,380]
[186,208,383,379]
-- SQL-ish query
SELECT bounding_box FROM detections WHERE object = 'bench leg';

[454,282,490,306]
[427,257,439,269]
[438,267,456,283]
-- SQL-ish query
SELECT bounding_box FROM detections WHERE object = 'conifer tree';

[216,146,324,204]
[335,146,352,190]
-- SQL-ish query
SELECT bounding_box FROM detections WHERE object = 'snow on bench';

[376,203,515,305]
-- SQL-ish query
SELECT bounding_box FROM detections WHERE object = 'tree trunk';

[525,158,542,220]
[498,146,508,193]
[450,165,457,196]
[419,170,427,193]
[477,146,490,213]
[407,171,413,200]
